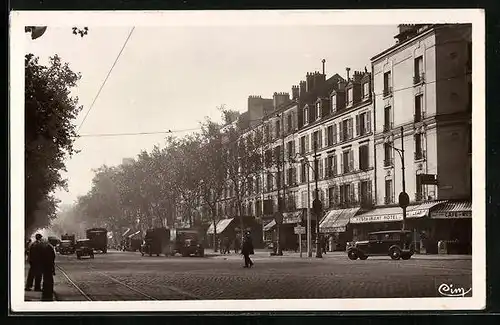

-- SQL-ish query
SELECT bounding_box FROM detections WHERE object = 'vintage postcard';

[10,9,485,312]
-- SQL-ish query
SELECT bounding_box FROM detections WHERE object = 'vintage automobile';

[59,239,75,255]
[76,239,95,260]
[179,238,204,257]
[347,230,415,260]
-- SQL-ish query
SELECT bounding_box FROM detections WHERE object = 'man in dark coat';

[25,234,43,291]
[40,239,56,301]
[241,232,254,268]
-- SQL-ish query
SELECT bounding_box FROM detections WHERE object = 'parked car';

[59,239,75,255]
[76,239,95,260]
[347,230,415,260]
[180,238,204,257]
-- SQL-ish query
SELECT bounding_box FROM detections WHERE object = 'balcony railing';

[383,122,393,132]
[413,72,425,85]
[384,196,394,205]
[414,150,426,161]
[383,87,393,97]
[384,158,394,167]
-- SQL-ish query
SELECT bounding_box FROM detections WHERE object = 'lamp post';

[312,140,323,258]
[387,126,409,230]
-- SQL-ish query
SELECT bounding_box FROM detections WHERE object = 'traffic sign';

[294,226,306,235]
[398,192,410,209]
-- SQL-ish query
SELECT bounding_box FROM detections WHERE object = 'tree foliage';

[25,54,82,236]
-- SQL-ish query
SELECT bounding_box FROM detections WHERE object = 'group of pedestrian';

[25,233,56,301]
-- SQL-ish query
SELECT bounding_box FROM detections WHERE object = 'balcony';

[413,72,425,85]
[384,196,394,205]
[383,87,393,98]
[414,150,426,161]
[384,158,394,167]
[383,122,393,132]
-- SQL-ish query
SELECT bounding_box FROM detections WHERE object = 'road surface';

[28,250,472,301]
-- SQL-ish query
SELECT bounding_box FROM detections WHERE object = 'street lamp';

[386,126,409,230]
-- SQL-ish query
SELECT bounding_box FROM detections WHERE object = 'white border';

[10,9,486,312]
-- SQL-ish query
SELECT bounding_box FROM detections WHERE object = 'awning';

[206,218,234,234]
[431,200,471,219]
[282,211,303,224]
[351,201,445,224]
[263,219,276,232]
[320,208,360,233]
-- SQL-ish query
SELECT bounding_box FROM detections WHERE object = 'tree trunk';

[212,211,218,253]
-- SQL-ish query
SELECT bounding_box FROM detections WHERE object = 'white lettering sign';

[433,211,472,219]
[294,226,306,235]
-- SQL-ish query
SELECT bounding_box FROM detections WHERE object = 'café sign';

[432,211,472,219]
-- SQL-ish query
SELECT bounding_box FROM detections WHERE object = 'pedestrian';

[40,239,56,301]
[241,232,254,268]
[25,234,43,292]
[234,236,240,254]
[321,236,327,254]
[224,237,231,255]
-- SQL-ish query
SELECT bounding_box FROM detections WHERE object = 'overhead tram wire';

[74,71,471,139]
[77,26,136,133]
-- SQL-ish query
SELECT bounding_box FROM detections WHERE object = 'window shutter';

[349,150,354,172]
[333,123,337,144]
[339,152,344,174]
[349,184,355,204]
[349,118,354,139]
[367,180,372,205]
[366,112,371,133]
[319,129,323,148]
[306,134,310,152]
[325,188,329,208]
[318,159,323,179]
[339,122,344,142]
[324,158,328,178]
[292,139,296,156]
[334,185,339,204]
[333,154,337,175]
[355,115,360,137]
[292,167,297,184]
[357,182,361,205]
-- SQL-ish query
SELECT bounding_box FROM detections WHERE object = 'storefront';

[350,201,445,253]
[206,218,235,248]
[429,200,472,254]
[319,208,360,251]
[262,211,305,251]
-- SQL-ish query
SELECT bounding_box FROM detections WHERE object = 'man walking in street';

[241,231,254,268]
[40,239,56,301]
[25,233,43,292]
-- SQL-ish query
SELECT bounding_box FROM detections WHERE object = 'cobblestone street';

[25,250,472,301]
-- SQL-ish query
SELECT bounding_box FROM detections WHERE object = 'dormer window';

[316,102,321,120]
[303,106,309,125]
[347,88,354,107]
[330,95,337,114]
[363,82,370,99]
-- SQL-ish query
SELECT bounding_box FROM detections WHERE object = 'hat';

[35,233,42,240]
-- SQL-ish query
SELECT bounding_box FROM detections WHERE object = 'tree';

[25,54,82,236]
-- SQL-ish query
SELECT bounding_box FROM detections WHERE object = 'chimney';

[299,80,307,97]
[291,85,299,100]
[346,67,351,81]
[306,72,314,92]
[322,59,326,75]
[273,92,290,110]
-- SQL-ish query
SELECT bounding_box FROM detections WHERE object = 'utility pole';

[399,126,408,230]
[306,162,312,257]
[312,140,323,258]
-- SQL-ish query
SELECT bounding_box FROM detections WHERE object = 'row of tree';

[61,107,276,250]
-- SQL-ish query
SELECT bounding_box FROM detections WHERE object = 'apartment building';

[350,24,472,254]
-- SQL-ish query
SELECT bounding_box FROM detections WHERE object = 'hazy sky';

[25,25,398,205]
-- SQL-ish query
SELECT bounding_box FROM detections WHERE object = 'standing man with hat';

[25,233,43,292]
[241,231,254,268]
[40,237,56,301]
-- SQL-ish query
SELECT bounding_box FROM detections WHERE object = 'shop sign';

[294,226,306,235]
[432,211,472,219]
[351,214,403,224]
[320,226,346,233]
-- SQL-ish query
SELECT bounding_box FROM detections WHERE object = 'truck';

[141,227,171,256]
[171,228,204,257]
[86,228,108,253]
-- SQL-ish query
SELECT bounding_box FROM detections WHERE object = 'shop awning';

[320,208,360,233]
[263,219,276,232]
[431,200,471,219]
[351,201,445,224]
[282,211,303,224]
[206,218,234,234]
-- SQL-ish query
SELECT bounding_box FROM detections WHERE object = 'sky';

[25,24,398,206]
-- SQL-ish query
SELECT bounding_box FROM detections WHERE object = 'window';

[267,173,273,192]
[415,94,423,122]
[331,95,337,112]
[300,136,306,154]
[301,162,307,183]
[318,159,324,180]
[328,187,336,207]
[414,56,424,84]
[327,125,334,146]
[339,183,354,206]
[363,82,370,99]
[340,118,353,141]
[341,150,354,173]
[415,174,423,202]
[325,155,337,177]
[384,106,392,131]
[313,130,322,149]
[359,144,369,170]
[256,176,261,193]
[303,107,309,125]
[359,180,372,207]
[415,133,424,160]
[276,170,282,189]
[347,88,354,106]
[385,179,393,204]
[265,149,272,167]
[356,112,371,136]
[316,102,321,120]
[384,143,393,167]
[383,71,392,96]
[287,114,293,133]
[276,120,281,138]
[274,146,282,163]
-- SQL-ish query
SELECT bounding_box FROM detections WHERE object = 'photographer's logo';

[438,283,471,297]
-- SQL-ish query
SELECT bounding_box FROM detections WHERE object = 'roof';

[320,207,360,232]
[433,200,471,213]
[206,218,234,235]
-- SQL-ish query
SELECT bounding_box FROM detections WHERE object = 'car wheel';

[390,247,401,260]
[347,250,358,260]
[359,254,368,260]
[401,253,411,260]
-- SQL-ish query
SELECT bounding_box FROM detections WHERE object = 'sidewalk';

[24,263,82,301]
[206,249,472,260]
